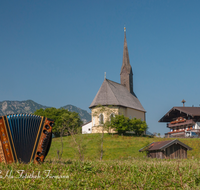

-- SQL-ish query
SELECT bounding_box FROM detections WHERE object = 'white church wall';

[82,121,92,134]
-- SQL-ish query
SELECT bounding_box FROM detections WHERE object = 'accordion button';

[36,157,41,162]
[43,130,48,135]
[45,125,50,129]
[37,152,42,156]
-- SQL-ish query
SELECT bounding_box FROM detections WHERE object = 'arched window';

[110,113,115,121]
[93,116,96,126]
[99,113,104,125]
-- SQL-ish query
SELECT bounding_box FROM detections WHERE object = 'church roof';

[89,79,146,112]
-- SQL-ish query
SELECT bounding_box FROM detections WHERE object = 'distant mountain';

[0,100,48,116]
[0,100,91,124]
[61,104,91,124]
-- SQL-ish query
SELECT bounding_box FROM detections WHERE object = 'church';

[82,28,146,134]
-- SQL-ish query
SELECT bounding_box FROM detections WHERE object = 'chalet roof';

[139,139,192,152]
[89,79,146,112]
[159,107,200,122]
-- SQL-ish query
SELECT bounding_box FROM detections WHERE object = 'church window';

[99,113,104,125]
[110,113,115,120]
[93,116,96,126]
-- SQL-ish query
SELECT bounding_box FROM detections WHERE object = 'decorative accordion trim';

[0,140,6,163]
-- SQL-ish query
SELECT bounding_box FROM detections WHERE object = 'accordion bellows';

[0,114,54,164]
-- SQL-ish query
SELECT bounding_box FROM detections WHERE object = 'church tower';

[120,27,134,95]
[87,27,146,133]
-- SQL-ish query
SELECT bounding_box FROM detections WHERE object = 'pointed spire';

[120,27,134,95]
[121,27,131,74]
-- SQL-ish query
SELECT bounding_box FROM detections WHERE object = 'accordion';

[0,114,54,164]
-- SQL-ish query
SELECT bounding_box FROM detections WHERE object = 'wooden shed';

[139,139,192,159]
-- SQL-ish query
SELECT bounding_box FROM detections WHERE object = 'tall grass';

[1,159,200,189]
[1,135,200,189]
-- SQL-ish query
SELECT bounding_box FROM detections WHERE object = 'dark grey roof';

[120,30,132,75]
[89,79,146,112]
[139,139,192,152]
[159,107,200,122]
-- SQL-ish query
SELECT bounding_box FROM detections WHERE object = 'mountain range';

[0,100,91,124]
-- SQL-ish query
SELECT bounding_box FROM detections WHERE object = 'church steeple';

[120,27,134,95]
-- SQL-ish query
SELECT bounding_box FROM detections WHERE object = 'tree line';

[34,107,147,137]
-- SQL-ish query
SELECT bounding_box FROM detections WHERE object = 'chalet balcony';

[167,119,195,128]
[165,129,200,138]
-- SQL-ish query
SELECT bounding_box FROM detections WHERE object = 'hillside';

[0,100,91,123]
[47,134,200,160]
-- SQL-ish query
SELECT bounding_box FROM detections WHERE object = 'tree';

[34,107,83,160]
[92,105,114,161]
[109,114,130,134]
[109,115,148,136]
[34,107,72,137]
[61,112,84,161]
[129,118,148,136]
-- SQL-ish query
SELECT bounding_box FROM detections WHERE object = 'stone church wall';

[91,126,117,134]
[118,107,145,121]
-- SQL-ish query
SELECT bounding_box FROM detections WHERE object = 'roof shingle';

[89,79,145,112]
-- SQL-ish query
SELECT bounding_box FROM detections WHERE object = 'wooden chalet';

[159,104,200,137]
[139,139,192,159]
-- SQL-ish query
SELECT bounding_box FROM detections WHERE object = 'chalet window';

[99,113,104,125]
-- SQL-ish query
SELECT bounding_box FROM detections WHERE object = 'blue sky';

[1,0,200,134]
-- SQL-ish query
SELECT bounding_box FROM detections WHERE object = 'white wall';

[82,121,92,134]
[195,122,200,129]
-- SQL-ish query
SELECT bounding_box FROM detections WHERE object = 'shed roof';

[89,79,145,112]
[139,139,192,152]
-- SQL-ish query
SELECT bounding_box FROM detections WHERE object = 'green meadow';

[47,134,200,160]
[1,134,200,189]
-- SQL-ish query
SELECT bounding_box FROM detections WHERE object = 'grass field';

[46,134,200,161]
[1,158,200,189]
[1,134,200,189]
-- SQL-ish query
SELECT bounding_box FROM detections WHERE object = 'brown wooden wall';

[147,144,187,159]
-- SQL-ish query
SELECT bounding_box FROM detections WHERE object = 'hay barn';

[139,139,192,159]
